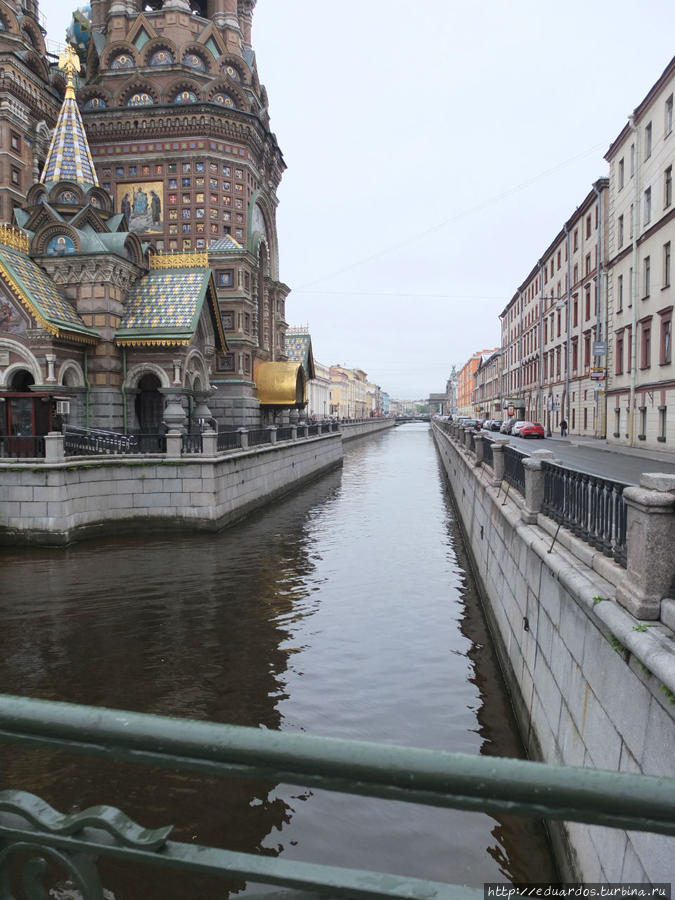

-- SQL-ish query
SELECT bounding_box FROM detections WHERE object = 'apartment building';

[457,349,499,416]
[473,350,501,420]
[605,57,675,449]
[500,181,608,435]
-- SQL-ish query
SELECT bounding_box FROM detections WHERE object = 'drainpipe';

[593,182,606,437]
[628,115,639,447]
[122,347,128,434]
[564,224,571,424]
[84,348,90,430]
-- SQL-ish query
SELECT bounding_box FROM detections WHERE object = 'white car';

[510,420,529,436]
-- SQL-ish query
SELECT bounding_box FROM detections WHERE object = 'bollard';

[616,473,675,620]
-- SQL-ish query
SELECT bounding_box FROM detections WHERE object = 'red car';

[519,421,545,439]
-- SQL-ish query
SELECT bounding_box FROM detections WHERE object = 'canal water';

[0,423,556,896]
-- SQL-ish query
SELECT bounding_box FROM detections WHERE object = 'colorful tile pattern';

[285,333,311,368]
[0,245,91,332]
[41,94,99,188]
[120,268,209,332]
[209,235,243,251]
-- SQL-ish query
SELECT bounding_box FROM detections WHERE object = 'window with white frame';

[644,256,651,298]
[618,158,624,190]
[664,241,671,288]
[665,166,672,208]
[644,186,652,225]
[658,406,667,442]
[617,273,623,311]
[666,94,673,137]
[645,121,652,158]
[618,214,624,247]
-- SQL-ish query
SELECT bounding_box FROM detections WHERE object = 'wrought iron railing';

[128,432,166,453]
[542,463,629,567]
[468,431,476,453]
[276,425,294,441]
[64,425,137,456]
[217,429,240,451]
[0,694,674,898]
[307,424,320,436]
[503,445,528,495]
[247,428,271,447]
[0,434,46,459]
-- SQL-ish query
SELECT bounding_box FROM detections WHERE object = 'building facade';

[0,0,306,437]
[457,349,498,416]
[605,57,675,449]
[473,349,501,420]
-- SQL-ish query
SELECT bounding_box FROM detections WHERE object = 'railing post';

[201,429,217,456]
[316,423,322,434]
[521,450,557,524]
[489,440,508,487]
[267,426,277,444]
[291,425,298,441]
[473,433,485,466]
[462,427,472,449]
[165,430,182,457]
[616,473,675,620]
[237,428,249,450]
[44,432,65,462]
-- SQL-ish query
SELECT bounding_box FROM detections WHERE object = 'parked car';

[510,420,529,436]
[489,419,503,431]
[461,418,480,429]
[500,418,516,434]
[520,421,546,439]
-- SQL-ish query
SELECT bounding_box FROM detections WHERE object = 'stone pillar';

[317,423,323,434]
[45,354,56,383]
[303,424,309,438]
[291,425,298,441]
[463,427,472,450]
[267,425,277,444]
[201,429,217,456]
[161,391,187,432]
[490,440,508,487]
[165,430,182,457]
[474,433,486,466]
[616,473,675,620]
[45,432,64,462]
[522,450,556,525]
[238,428,249,450]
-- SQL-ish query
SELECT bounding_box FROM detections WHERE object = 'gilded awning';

[255,361,306,407]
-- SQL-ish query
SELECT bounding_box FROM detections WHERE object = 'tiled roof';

[285,333,310,365]
[209,235,243,251]
[117,267,210,340]
[0,244,95,338]
[41,93,99,188]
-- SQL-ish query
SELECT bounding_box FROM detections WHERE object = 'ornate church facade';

[0,0,300,446]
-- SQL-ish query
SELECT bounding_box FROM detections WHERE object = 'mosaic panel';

[117,181,164,234]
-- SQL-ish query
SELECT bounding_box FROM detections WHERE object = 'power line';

[295,142,606,290]
[293,290,504,300]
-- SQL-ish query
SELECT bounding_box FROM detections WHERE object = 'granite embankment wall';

[340,418,395,441]
[432,422,675,883]
[0,432,343,546]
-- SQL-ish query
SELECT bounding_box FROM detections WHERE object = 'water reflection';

[0,425,555,896]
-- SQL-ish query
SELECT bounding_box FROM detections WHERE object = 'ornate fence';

[217,429,240,452]
[542,463,629,567]
[63,425,137,456]
[181,432,203,454]
[503,445,527,495]
[247,428,271,447]
[0,694,673,898]
[482,436,494,468]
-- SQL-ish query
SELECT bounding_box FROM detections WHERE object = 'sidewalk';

[545,432,675,464]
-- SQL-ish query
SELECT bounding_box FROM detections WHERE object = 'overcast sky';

[46,1,675,399]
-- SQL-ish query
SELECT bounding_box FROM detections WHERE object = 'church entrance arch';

[135,373,163,433]
[1,369,53,456]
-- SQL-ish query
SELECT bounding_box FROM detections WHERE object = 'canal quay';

[0,423,557,897]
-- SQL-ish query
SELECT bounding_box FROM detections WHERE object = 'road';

[487,432,675,485]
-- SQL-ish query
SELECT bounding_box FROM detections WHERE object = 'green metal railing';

[1,694,674,899]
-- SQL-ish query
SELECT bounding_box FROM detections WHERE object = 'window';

[10,167,20,186]
[573,295,578,326]
[573,263,579,283]
[618,158,624,190]
[645,121,652,158]
[10,131,20,152]
[616,334,624,374]
[586,214,592,238]
[217,269,234,287]
[639,407,647,438]
[630,203,634,239]
[572,340,578,371]
[664,241,671,288]
[658,407,667,442]
[661,316,672,365]
[573,229,578,251]
[644,256,651,298]
[665,166,672,208]
[644,186,651,225]
[666,94,674,137]
[585,285,591,320]
[630,143,635,177]
[641,323,651,368]
[617,274,624,312]
[585,253,591,275]
[615,408,621,437]
[584,335,591,368]
[618,214,624,247]
[627,327,632,371]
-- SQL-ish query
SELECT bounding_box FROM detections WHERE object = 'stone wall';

[340,418,395,441]
[0,433,342,546]
[432,422,675,882]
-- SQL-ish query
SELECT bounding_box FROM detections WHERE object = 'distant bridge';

[394,415,430,424]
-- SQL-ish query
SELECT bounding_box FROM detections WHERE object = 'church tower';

[80,0,292,425]
[0,0,62,223]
